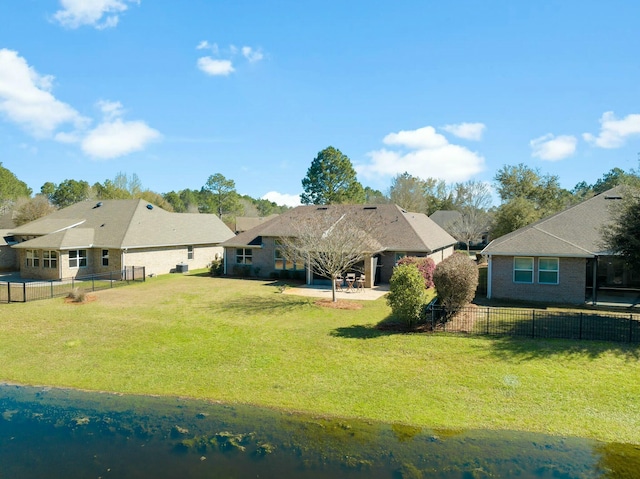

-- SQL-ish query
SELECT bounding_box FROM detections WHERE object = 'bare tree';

[13,195,57,226]
[278,208,382,302]
[447,208,491,254]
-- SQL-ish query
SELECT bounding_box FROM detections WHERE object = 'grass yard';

[1,273,640,444]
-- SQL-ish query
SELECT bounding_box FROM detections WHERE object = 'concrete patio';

[284,283,389,301]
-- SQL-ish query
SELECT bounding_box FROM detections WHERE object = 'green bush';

[232,264,252,277]
[433,253,479,313]
[396,256,436,288]
[386,264,426,329]
[209,259,223,277]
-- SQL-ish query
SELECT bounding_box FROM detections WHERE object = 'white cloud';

[358,126,485,183]
[82,119,160,159]
[242,46,264,63]
[441,122,486,141]
[197,57,235,76]
[81,100,160,159]
[262,191,301,207]
[530,133,577,161]
[53,0,139,29]
[583,111,640,149]
[0,48,87,138]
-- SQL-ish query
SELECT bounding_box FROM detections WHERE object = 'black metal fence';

[0,267,146,303]
[426,305,640,343]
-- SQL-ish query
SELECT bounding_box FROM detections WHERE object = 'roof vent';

[604,195,622,200]
[93,202,103,209]
[363,206,377,210]
[146,204,154,210]
[317,207,328,210]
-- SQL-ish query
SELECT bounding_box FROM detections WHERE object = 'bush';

[433,253,479,313]
[66,287,86,303]
[386,264,427,329]
[209,259,223,276]
[396,256,436,288]
[232,264,252,277]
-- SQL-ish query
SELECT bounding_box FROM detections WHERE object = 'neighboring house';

[0,229,17,271]
[234,215,279,234]
[429,210,489,249]
[481,186,639,304]
[221,204,457,287]
[4,199,235,280]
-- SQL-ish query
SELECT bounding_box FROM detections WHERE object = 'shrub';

[396,256,436,288]
[432,252,479,313]
[386,264,426,329]
[67,287,86,303]
[209,259,223,276]
[232,264,252,277]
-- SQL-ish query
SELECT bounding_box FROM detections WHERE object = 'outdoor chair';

[334,275,344,291]
[345,273,356,292]
[356,274,365,291]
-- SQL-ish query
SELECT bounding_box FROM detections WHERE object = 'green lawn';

[2,273,640,444]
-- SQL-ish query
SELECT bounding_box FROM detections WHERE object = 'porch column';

[364,254,373,288]
[487,255,492,299]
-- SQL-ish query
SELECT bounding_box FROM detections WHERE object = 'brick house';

[4,199,234,280]
[221,204,457,287]
[481,186,640,304]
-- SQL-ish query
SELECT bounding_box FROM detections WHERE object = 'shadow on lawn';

[482,335,640,361]
[209,294,313,315]
[330,324,408,339]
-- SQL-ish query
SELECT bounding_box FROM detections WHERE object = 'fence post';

[50,281,54,299]
[23,282,26,302]
[110,271,113,287]
[579,313,583,340]
[431,306,435,330]
[143,266,146,281]
[532,310,535,338]
[7,282,10,303]
[486,307,490,335]
[630,314,634,343]
[92,275,95,292]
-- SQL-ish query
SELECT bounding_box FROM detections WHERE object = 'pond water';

[1,384,639,478]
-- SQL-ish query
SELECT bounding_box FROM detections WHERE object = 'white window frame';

[236,248,252,265]
[102,249,109,267]
[187,245,194,260]
[43,250,58,269]
[69,249,87,269]
[513,257,534,284]
[538,257,559,285]
[26,249,40,268]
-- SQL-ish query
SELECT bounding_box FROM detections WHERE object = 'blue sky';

[1,1,639,207]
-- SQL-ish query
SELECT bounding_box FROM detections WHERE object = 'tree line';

[2,146,639,245]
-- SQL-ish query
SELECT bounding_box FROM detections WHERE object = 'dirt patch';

[314,299,363,310]
[64,293,97,305]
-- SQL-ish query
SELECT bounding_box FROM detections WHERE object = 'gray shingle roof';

[482,186,625,257]
[222,204,456,253]
[10,199,234,250]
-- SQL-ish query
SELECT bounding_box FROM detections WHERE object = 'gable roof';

[9,199,234,250]
[222,204,456,253]
[429,210,462,229]
[482,186,626,258]
[235,214,279,233]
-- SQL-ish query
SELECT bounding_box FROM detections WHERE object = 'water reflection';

[0,384,638,478]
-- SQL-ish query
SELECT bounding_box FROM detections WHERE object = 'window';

[187,246,194,260]
[538,257,559,284]
[236,248,252,264]
[274,241,298,270]
[513,257,533,283]
[102,249,109,267]
[395,252,407,264]
[25,250,39,267]
[43,251,58,269]
[69,249,87,268]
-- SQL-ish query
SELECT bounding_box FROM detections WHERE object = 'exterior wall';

[16,249,61,280]
[125,245,223,276]
[224,238,306,279]
[489,255,586,304]
[0,246,17,271]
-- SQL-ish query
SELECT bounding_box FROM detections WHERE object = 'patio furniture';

[345,273,356,292]
[334,275,344,291]
[356,274,365,291]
